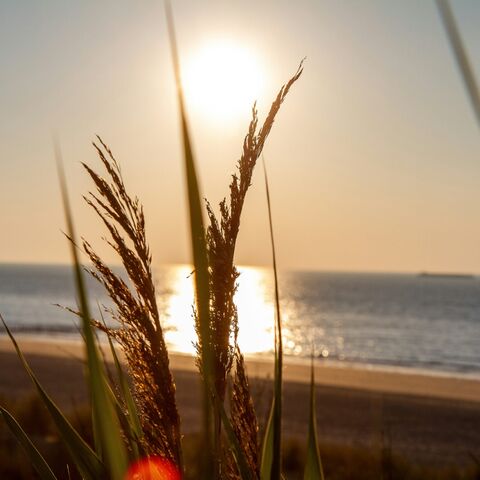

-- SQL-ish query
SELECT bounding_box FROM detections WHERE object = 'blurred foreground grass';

[1,392,478,480]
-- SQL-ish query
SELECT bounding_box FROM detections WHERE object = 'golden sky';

[1,0,480,272]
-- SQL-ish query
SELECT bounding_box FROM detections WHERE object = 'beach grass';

[1,1,479,478]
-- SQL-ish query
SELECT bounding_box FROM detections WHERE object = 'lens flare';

[125,456,180,480]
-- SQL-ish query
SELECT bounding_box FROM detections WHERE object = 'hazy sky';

[1,0,480,272]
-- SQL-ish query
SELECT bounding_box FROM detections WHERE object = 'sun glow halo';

[182,41,265,123]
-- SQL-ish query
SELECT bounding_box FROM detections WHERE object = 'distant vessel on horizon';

[418,272,476,280]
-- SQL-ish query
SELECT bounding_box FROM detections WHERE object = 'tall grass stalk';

[259,158,283,480]
[204,62,303,479]
[164,1,215,476]
[436,0,480,127]
[304,353,325,480]
[56,144,128,480]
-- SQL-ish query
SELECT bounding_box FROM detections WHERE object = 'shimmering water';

[1,263,479,376]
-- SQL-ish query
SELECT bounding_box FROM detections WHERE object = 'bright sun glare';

[183,41,265,123]
[163,265,275,355]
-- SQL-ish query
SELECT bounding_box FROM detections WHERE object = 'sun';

[182,40,265,123]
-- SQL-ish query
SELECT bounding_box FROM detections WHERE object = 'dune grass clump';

[2,1,480,478]
[0,8,324,480]
[74,60,304,478]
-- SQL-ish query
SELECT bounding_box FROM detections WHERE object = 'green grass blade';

[104,378,143,460]
[98,307,142,456]
[260,400,275,480]
[212,387,254,480]
[303,355,325,480]
[165,5,253,478]
[55,144,128,480]
[164,2,214,477]
[0,407,58,480]
[91,401,103,460]
[262,158,283,480]
[0,314,105,480]
[107,334,143,438]
[106,333,142,459]
[436,0,480,127]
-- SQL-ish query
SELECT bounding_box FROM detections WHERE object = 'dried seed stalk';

[82,137,181,466]
[199,62,304,402]
[198,63,303,476]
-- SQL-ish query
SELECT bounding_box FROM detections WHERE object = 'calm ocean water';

[1,263,479,377]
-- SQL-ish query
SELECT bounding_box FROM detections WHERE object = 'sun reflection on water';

[159,265,276,355]
[235,266,274,354]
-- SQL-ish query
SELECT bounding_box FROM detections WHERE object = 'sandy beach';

[1,336,480,468]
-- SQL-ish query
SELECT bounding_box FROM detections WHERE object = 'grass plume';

[199,63,303,476]
[81,137,182,467]
[203,62,304,403]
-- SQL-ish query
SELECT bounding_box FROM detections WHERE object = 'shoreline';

[4,332,479,382]
[1,335,480,404]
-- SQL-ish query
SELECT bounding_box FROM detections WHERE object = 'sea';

[1,263,479,378]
